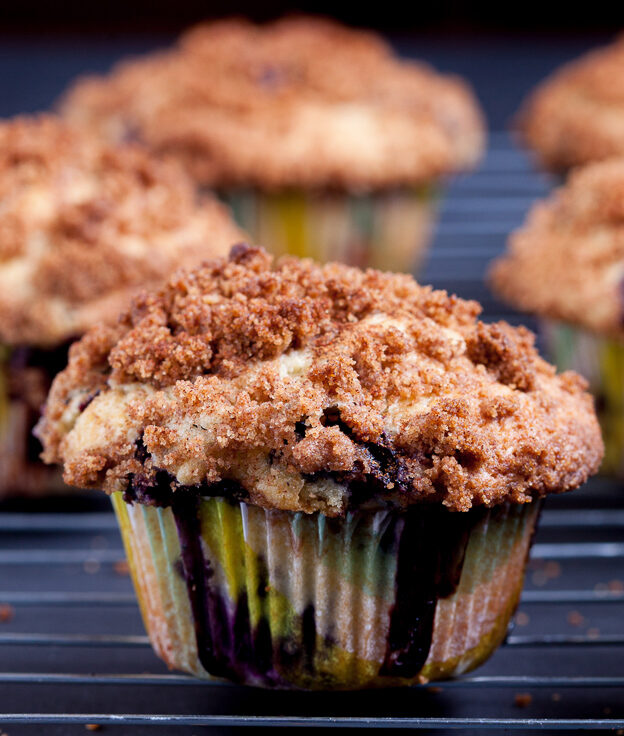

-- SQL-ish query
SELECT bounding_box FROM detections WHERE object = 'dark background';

[0,6,623,735]
[0,5,618,130]
[0,0,622,31]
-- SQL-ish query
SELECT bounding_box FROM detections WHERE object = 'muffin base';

[223,187,436,275]
[541,320,624,478]
[112,493,540,689]
[0,343,68,496]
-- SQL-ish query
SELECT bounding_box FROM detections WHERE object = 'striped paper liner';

[113,493,539,690]
[223,187,436,275]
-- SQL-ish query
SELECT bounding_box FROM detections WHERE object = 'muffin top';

[491,158,624,339]
[38,245,602,516]
[60,17,485,190]
[0,115,242,348]
[520,36,624,171]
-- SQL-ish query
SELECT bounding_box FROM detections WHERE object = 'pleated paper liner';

[113,492,540,690]
[223,187,437,274]
[541,320,624,478]
[0,345,65,496]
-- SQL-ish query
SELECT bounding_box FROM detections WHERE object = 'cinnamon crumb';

[514,693,532,708]
[515,611,530,626]
[566,610,585,627]
[37,246,604,515]
[114,559,130,576]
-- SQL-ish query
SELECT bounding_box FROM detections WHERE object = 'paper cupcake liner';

[112,492,540,689]
[0,344,65,496]
[541,320,624,478]
[223,188,437,275]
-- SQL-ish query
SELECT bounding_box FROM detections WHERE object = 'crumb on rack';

[114,559,130,576]
[515,611,530,626]
[566,610,585,627]
[83,559,101,575]
[514,693,532,708]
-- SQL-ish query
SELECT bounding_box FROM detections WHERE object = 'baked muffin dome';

[0,115,243,347]
[519,36,624,171]
[60,17,485,190]
[38,245,602,516]
[490,158,624,339]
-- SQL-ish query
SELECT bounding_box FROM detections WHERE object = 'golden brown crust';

[38,245,603,514]
[0,115,243,347]
[60,17,485,190]
[490,158,624,339]
[520,36,624,171]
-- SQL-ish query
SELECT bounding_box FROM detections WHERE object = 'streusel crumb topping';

[60,17,485,190]
[491,158,624,338]
[520,35,624,171]
[38,245,602,514]
[0,115,242,347]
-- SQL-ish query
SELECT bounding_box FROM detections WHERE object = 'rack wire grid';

[1,31,623,736]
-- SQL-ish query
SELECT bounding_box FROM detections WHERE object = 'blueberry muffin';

[491,159,624,476]
[60,17,485,274]
[519,35,624,174]
[38,245,601,688]
[0,114,242,496]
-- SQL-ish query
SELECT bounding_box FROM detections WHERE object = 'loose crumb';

[515,611,530,626]
[85,726,101,732]
[531,560,562,587]
[544,561,561,579]
[608,579,624,593]
[551,693,561,702]
[114,559,130,576]
[531,570,549,587]
[514,693,532,708]
[0,604,14,623]
[566,610,585,627]
[83,559,101,575]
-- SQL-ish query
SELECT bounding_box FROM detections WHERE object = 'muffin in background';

[0,114,243,497]
[491,159,624,476]
[518,35,624,175]
[38,245,601,689]
[60,16,486,274]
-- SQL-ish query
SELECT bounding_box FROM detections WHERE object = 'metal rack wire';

[2,483,624,731]
[1,132,623,732]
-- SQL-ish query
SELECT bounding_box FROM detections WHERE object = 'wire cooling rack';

[0,129,621,734]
